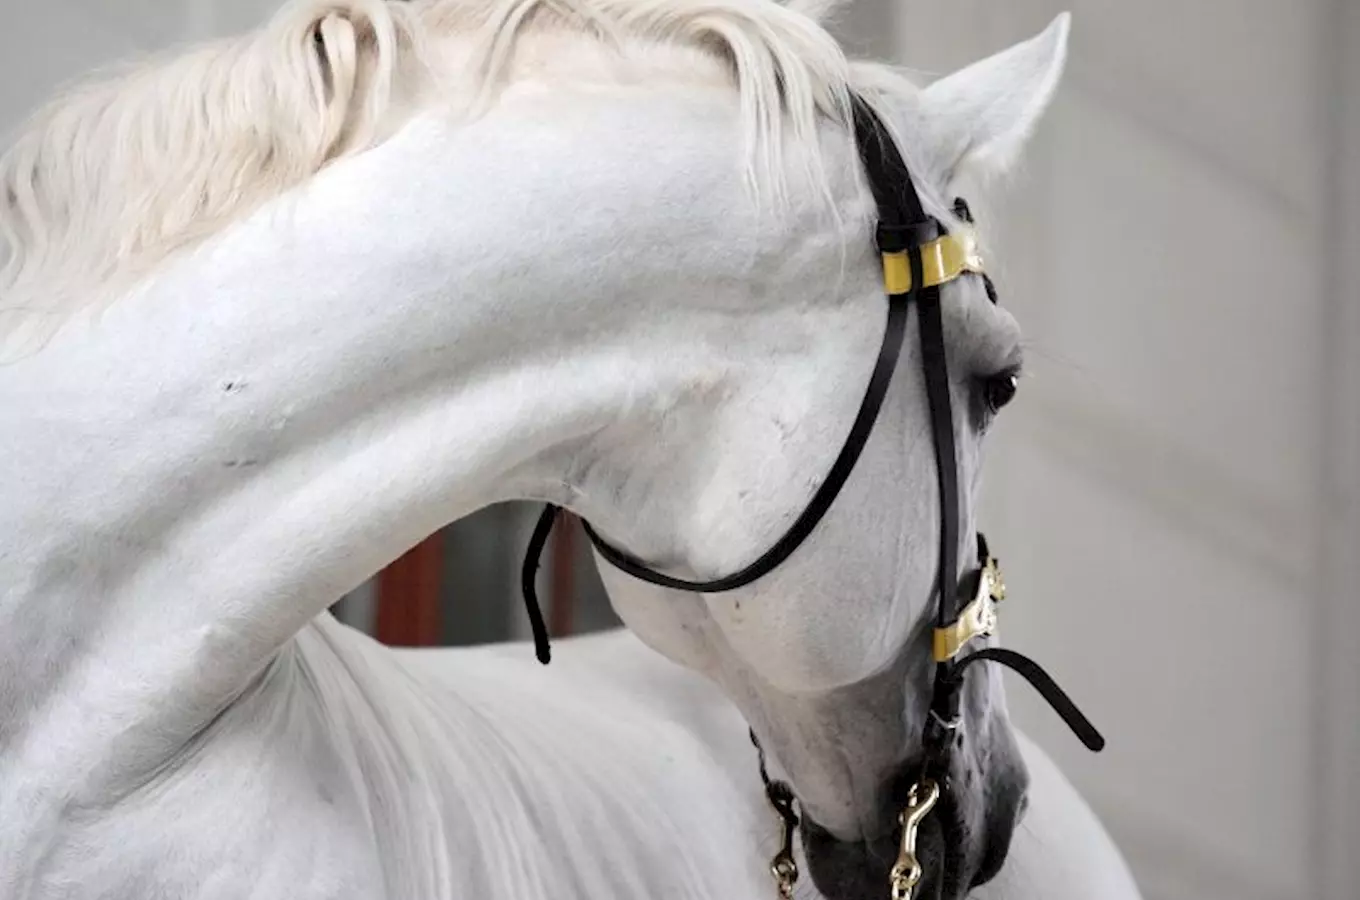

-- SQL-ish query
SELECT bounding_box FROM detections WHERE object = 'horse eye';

[981,370,1020,414]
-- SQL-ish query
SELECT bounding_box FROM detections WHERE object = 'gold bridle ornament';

[932,551,1005,664]
[881,226,985,296]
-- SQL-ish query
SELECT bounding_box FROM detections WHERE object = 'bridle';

[519,96,1104,899]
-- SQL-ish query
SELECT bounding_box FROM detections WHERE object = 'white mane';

[0,0,861,343]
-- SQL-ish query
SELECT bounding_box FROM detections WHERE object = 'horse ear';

[916,12,1071,187]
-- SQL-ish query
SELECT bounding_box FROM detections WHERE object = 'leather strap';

[951,647,1107,752]
[521,503,560,663]
[580,281,913,593]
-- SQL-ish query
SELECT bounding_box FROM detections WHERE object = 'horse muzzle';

[799,744,1030,900]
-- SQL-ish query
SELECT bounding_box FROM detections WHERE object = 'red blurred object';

[375,532,443,646]
[374,512,578,647]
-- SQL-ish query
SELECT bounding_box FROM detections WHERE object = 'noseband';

[520,96,1103,899]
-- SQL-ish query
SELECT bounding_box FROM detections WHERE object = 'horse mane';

[0,0,859,344]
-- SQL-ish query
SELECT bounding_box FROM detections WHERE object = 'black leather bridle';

[519,95,1103,896]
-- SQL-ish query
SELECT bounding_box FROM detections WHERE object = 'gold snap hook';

[771,853,797,899]
[889,779,940,900]
[769,813,798,899]
[763,781,800,899]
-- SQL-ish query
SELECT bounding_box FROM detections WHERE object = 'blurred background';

[3,1,1355,898]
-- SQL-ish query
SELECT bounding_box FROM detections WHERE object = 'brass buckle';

[932,554,1005,662]
[882,227,984,295]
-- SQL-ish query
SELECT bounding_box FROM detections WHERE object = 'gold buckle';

[932,555,1005,662]
[881,227,984,295]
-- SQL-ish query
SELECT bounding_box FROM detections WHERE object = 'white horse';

[0,0,1131,896]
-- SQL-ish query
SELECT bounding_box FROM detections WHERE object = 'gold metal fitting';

[983,554,1005,603]
[889,779,940,900]
[932,555,1005,662]
[881,227,984,295]
[771,855,798,899]
[765,785,799,899]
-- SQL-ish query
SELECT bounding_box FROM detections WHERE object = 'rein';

[519,96,1103,899]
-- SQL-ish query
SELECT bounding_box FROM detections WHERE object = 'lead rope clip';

[752,731,800,899]
[766,783,799,899]
[889,779,940,900]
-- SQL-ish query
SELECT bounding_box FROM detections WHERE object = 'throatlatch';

[519,95,1104,899]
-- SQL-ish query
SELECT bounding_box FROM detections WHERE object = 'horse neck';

[0,91,825,800]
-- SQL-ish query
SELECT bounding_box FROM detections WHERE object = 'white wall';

[884,2,1360,898]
